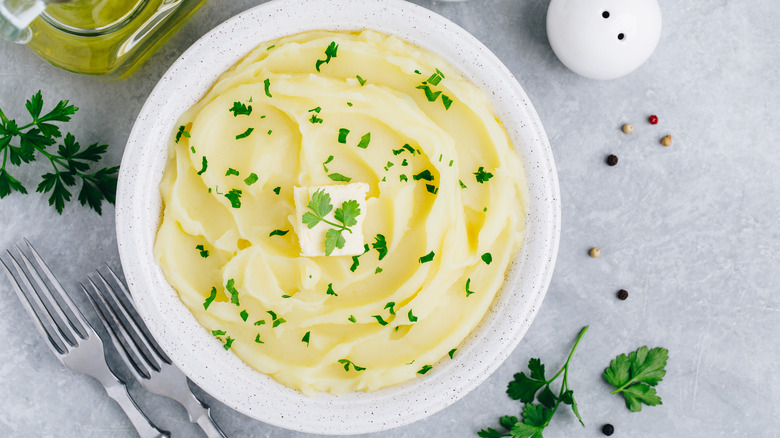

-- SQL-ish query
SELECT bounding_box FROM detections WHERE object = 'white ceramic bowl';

[116,0,560,434]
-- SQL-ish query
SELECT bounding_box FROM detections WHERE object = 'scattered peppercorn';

[602,424,615,436]
[617,289,629,300]
[622,123,634,134]
[606,154,619,166]
[661,135,672,146]
[648,115,658,125]
[589,247,601,258]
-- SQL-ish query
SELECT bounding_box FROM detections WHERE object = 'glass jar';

[1,0,207,77]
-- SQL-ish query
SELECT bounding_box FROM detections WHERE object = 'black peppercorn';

[617,289,629,300]
[602,423,615,435]
[606,154,619,166]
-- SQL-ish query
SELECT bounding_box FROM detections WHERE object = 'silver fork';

[0,240,169,438]
[83,266,226,438]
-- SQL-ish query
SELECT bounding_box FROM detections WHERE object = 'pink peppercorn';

[649,115,658,125]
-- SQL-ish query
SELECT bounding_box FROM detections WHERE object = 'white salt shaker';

[547,0,662,80]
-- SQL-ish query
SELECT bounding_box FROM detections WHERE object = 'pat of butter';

[294,183,369,257]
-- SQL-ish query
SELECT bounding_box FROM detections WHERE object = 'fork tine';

[1,257,67,356]
[82,282,150,381]
[101,267,171,364]
[23,239,90,339]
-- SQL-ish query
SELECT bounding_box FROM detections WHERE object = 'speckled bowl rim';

[115,0,560,434]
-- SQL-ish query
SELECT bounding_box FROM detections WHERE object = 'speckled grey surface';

[1,0,778,437]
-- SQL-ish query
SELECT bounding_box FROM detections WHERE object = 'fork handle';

[180,392,227,438]
[103,380,171,438]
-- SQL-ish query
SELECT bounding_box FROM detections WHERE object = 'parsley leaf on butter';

[301,189,360,255]
[604,346,668,412]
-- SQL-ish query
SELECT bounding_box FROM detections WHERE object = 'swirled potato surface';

[155,30,528,395]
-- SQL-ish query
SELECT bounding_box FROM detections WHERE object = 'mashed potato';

[154,30,528,395]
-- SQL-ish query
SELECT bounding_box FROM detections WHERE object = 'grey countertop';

[1,0,779,437]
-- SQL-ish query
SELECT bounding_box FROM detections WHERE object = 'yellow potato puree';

[154,30,528,395]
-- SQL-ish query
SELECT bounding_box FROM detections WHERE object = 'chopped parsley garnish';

[236,128,254,140]
[338,359,365,372]
[190,146,196,153]
[346,102,353,107]
[448,348,457,359]
[413,169,434,181]
[281,294,292,298]
[465,278,475,297]
[273,318,286,328]
[309,114,323,124]
[482,253,493,265]
[438,154,443,162]
[441,94,453,110]
[384,161,394,170]
[328,173,352,182]
[323,155,334,172]
[408,309,418,322]
[459,179,467,189]
[399,174,408,182]
[356,75,367,86]
[372,234,388,260]
[302,331,311,346]
[309,106,321,113]
[267,310,278,320]
[474,166,494,183]
[176,125,191,143]
[244,173,258,185]
[375,267,383,274]
[223,336,234,350]
[326,283,338,296]
[357,132,371,149]
[224,188,242,208]
[301,189,361,255]
[417,84,441,102]
[338,128,349,144]
[427,68,445,85]
[255,334,264,344]
[419,251,435,264]
[197,156,208,175]
[229,101,252,117]
[264,78,272,97]
[254,320,266,326]
[371,315,388,326]
[266,45,275,50]
[269,229,289,237]
[417,365,433,375]
[348,315,357,323]
[414,69,421,74]
[226,279,240,305]
[211,329,226,336]
[315,41,338,72]
[195,244,209,258]
[392,147,404,155]
[426,184,438,194]
[240,309,249,321]
[273,186,281,195]
[403,144,416,154]
[225,168,239,176]
[384,302,396,315]
[267,130,272,135]
[449,160,454,167]
[350,244,370,272]
[203,287,217,310]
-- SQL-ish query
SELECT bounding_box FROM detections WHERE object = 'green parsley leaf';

[225,168,239,176]
[474,166,494,183]
[302,331,311,346]
[323,155,334,172]
[334,200,360,227]
[448,348,457,359]
[408,309,418,322]
[224,188,242,208]
[465,278,475,297]
[357,132,371,149]
[195,244,209,258]
[476,427,508,438]
[372,234,388,260]
[197,156,208,175]
[419,251,435,264]
[325,228,346,255]
[348,315,357,323]
[273,186,281,195]
[229,101,252,117]
[203,287,217,310]
[264,78,272,97]
[225,279,240,306]
[604,346,668,412]
[371,315,388,326]
[338,128,349,144]
[482,253,493,265]
[417,365,432,375]
[303,189,332,227]
[328,173,352,182]
[356,75,366,86]
[236,127,254,140]
[326,283,338,296]
[413,169,434,181]
[338,359,365,372]
[315,41,338,72]
[240,309,249,321]
[244,173,258,185]
[269,229,289,237]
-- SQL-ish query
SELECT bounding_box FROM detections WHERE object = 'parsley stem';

[314,215,353,233]
[547,326,588,383]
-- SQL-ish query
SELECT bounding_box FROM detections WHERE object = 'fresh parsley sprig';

[479,327,588,438]
[604,346,668,412]
[0,91,118,214]
[301,189,360,255]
